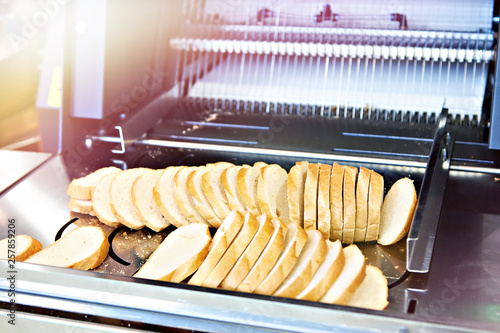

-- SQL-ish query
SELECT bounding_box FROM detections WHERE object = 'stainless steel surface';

[0,150,51,194]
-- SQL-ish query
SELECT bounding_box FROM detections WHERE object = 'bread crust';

[354,167,371,242]
[329,163,344,241]
[175,166,211,226]
[365,170,384,242]
[237,163,267,217]
[92,172,122,227]
[0,235,43,261]
[187,165,223,228]
[67,167,121,200]
[303,163,320,231]
[342,166,358,244]
[317,164,332,239]
[287,161,309,227]
[202,162,234,221]
[221,165,249,213]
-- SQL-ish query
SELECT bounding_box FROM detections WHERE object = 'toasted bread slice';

[378,177,417,245]
[318,164,332,239]
[354,167,371,242]
[221,165,250,213]
[67,166,122,200]
[134,224,211,282]
[296,240,344,301]
[257,164,290,224]
[287,161,309,227]
[187,165,223,228]
[92,172,122,227]
[154,166,191,228]
[25,226,109,270]
[320,244,366,305]
[330,163,344,241]
[202,162,234,220]
[0,235,42,261]
[254,222,308,295]
[365,170,384,242]
[175,166,211,226]
[69,198,96,216]
[131,170,170,232]
[342,166,357,244]
[303,163,320,231]
[274,230,328,299]
[237,162,267,216]
[188,211,245,286]
[347,265,388,310]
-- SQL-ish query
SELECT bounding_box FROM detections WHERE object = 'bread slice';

[342,166,358,244]
[237,162,267,216]
[320,244,366,305]
[153,166,191,228]
[188,210,245,286]
[221,165,250,213]
[25,226,109,270]
[274,230,328,299]
[202,211,260,288]
[92,172,122,228]
[318,164,332,239]
[296,240,344,301]
[67,166,122,200]
[287,161,309,227]
[378,177,417,245]
[202,162,234,220]
[354,167,371,243]
[110,168,152,229]
[131,170,170,232]
[329,163,344,241]
[237,217,286,293]
[257,164,290,224]
[347,265,389,310]
[365,170,384,242]
[0,235,42,261]
[134,223,211,282]
[303,163,320,231]
[175,166,211,226]
[69,198,96,216]
[187,165,223,228]
[254,222,308,295]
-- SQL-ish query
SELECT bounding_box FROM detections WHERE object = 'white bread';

[378,177,417,245]
[365,170,384,242]
[221,165,250,213]
[174,166,211,226]
[257,164,290,224]
[273,230,328,299]
[0,235,42,261]
[237,217,286,293]
[92,172,122,227]
[221,214,275,290]
[153,166,191,228]
[296,240,344,301]
[134,224,211,282]
[67,166,122,200]
[342,166,358,244]
[188,210,245,286]
[347,265,389,310]
[287,161,309,227]
[69,198,96,216]
[25,226,109,270]
[254,222,308,295]
[303,163,320,231]
[317,164,332,239]
[329,163,344,241]
[187,165,223,228]
[354,167,371,243]
[131,170,170,232]
[202,211,260,288]
[202,162,234,220]
[320,244,366,305]
[236,162,267,216]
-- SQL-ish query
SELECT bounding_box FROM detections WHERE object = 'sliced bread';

[175,166,211,226]
[221,165,250,213]
[318,164,332,239]
[237,162,267,217]
[287,161,309,227]
[202,162,234,220]
[329,163,344,241]
[67,166,122,200]
[0,235,42,261]
[347,265,388,310]
[187,165,223,228]
[257,164,290,224]
[69,198,96,216]
[354,167,371,243]
[342,166,358,244]
[365,170,384,242]
[92,172,122,228]
[303,163,320,231]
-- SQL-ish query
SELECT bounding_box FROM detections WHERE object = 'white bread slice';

[221,214,275,290]
[110,168,152,229]
[254,222,308,295]
[347,265,389,310]
[92,172,122,227]
[318,164,332,239]
[25,226,109,270]
[0,235,42,261]
[202,211,260,288]
[378,177,417,245]
[354,167,371,243]
[320,244,366,305]
[188,210,245,286]
[202,162,234,220]
[67,166,122,200]
[287,161,309,227]
[303,163,320,231]
[273,230,328,299]
[237,162,267,216]
[237,217,286,293]
[221,165,250,213]
[174,166,212,226]
[365,170,384,242]
[330,163,344,241]
[134,224,211,282]
[153,166,191,228]
[131,170,170,232]
[69,198,96,216]
[187,165,223,228]
[296,240,345,301]
[342,166,358,244]
[257,164,290,224]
